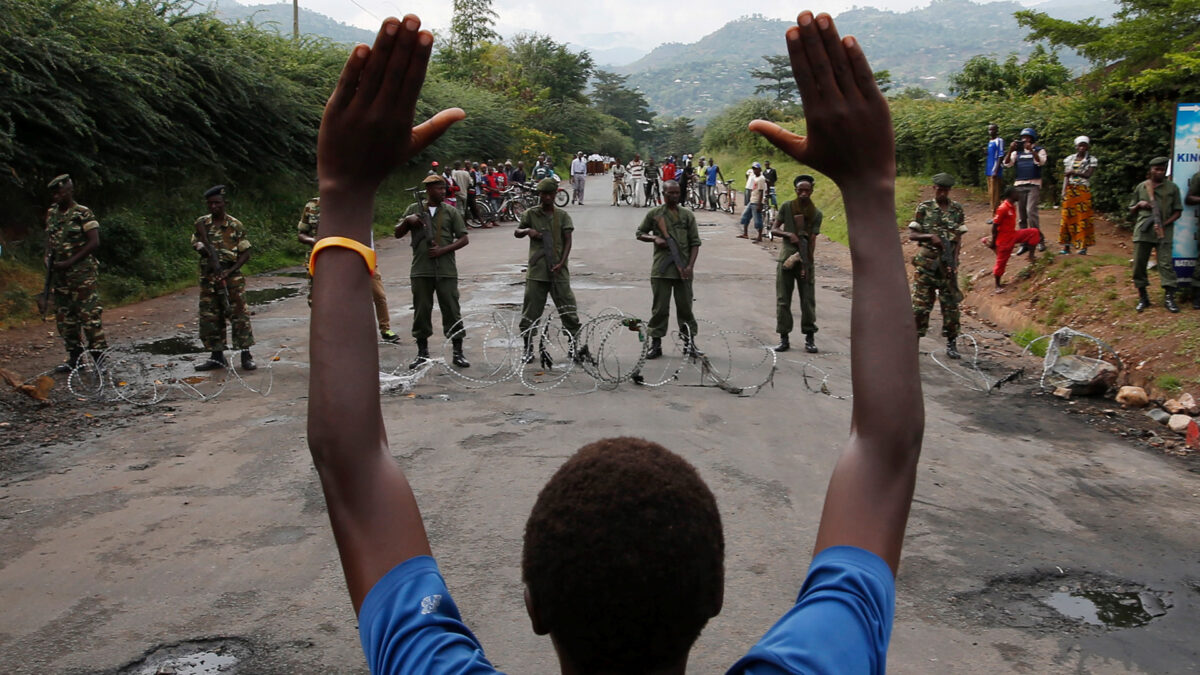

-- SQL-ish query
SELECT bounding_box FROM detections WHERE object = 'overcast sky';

[293,0,1045,58]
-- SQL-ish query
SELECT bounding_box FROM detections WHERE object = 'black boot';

[804,333,818,353]
[195,351,227,371]
[646,336,663,360]
[946,338,961,360]
[240,350,257,371]
[56,348,84,373]
[1165,288,1180,314]
[773,334,790,352]
[682,334,704,358]
[522,334,535,364]
[409,339,430,370]
[452,338,470,368]
[89,349,106,370]
[1135,288,1151,313]
[1192,289,1200,310]
[571,343,593,364]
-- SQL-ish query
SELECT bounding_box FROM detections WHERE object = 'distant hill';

[618,0,1110,124]
[210,0,376,44]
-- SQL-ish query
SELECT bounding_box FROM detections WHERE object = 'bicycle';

[612,177,633,206]
[494,187,527,222]
[716,180,736,214]
[763,187,778,238]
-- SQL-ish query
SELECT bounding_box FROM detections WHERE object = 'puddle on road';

[246,286,303,306]
[261,270,308,279]
[958,569,1173,634]
[133,335,201,356]
[118,638,250,674]
[1045,590,1167,628]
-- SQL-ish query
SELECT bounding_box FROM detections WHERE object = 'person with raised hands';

[307,11,922,674]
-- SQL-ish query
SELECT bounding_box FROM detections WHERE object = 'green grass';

[1011,326,1048,356]
[1155,374,1183,394]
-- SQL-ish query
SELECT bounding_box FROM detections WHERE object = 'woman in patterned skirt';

[1059,136,1098,254]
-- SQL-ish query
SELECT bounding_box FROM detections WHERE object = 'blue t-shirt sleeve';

[358,555,503,674]
[726,546,895,675]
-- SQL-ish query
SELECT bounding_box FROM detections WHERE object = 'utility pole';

[292,0,299,40]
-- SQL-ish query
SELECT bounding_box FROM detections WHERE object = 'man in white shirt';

[627,154,645,207]
[570,152,588,205]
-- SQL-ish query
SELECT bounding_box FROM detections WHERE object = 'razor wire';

[1019,326,1121,392]
[383,307,779,397]
[19,345,294,406]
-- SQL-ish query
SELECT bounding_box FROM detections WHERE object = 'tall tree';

[509,33,594,103]
[439,0,500,80]
[948,46,1070,99]
[591,70,656,144]
[750,54,796,102]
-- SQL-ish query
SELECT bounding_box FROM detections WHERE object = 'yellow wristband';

[309,236,376,277]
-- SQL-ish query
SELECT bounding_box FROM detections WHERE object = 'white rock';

[1179,392,1199,416]
[1168,414,1194,434]
[1164,398,1186,414]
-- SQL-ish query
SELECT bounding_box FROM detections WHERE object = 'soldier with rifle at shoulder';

[908,173,967,359]
[191,185,256,371]
[515,178,587,366]
[636,179,702,359]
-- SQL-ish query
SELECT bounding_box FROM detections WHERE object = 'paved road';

[1,176,1198,673]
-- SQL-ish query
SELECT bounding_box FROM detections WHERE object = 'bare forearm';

[308,193,386,463]
[846,188,923,447]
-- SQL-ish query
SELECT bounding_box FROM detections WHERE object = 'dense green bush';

[702,98,783,156]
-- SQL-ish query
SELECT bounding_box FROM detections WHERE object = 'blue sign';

[1173,102,1200,283]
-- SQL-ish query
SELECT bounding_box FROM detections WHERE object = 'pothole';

[954,569,1172,634]
[114,638,251,674]
[245,287,303,306]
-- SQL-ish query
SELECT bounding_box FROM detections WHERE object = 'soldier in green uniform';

[635,180,702,359]
[770,174,823,354]
[44,174,108,372]
[515,178,587,364]
[191,185,256,371]
[908,173,967,359]
[395,175,470,369]
[297,197,400,342]
[1128,156,1183,313]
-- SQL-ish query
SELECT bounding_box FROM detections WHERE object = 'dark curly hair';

[522,437,724,674]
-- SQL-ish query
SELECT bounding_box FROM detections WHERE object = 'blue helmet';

[1020,127,1037,140]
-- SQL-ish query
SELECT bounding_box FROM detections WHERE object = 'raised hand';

[748,12,893,191]
[317,16,464,203]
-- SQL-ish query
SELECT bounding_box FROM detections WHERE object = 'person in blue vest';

[1002,127,1048,251]
[985,123,1004,214]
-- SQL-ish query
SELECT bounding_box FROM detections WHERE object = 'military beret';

[536,178,558,193]
[1149,156,1170,167]
[204,185,227,199]
[931,173,955,187]
[422,174,446,185]
[47,174,71,190]
[794,174,815,187]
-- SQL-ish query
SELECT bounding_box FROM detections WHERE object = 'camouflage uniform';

[401,201,468,340]
[518,206,581,338]
[909,199,967,339]
[636,204,702,339]
[46,204,108,353]
[298,197,392,331]
[192,213,254,351]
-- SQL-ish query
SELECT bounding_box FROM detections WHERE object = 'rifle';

[781,213,810,275]
[194,221,232,316]
[1143,180,1165,240]
[655,216,686,276]
[35,259,53,321]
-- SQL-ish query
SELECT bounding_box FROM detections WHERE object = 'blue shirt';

[986,137,1004,177]
[706,164,720,186]
[359,546,894,674]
